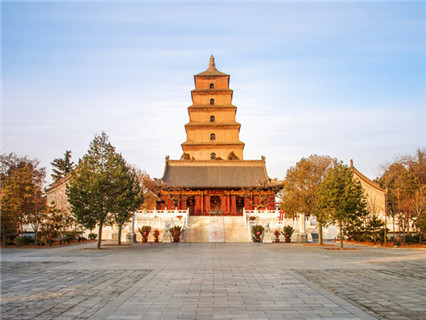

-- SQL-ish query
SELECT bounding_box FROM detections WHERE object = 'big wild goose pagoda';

[45,56,387,242]
[155,56,283,215]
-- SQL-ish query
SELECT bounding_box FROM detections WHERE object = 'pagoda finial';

[209,55,215,68]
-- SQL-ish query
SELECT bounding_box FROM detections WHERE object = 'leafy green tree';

[66,132,140,249]
[110,166,144,245]
[379,148,425,243]
[317,163,368,250]
[280,155,336,244]
[0,153,46,245]
[51,150,75,182]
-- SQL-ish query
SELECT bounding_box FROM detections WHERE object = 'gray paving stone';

[1,242,425,319]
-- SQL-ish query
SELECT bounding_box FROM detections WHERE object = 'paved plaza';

[1,241,425,320]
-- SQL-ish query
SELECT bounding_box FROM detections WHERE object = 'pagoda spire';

[206,55,217,72]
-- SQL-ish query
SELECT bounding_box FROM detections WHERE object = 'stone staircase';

[185,216,251,242]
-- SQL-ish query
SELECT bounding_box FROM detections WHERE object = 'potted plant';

[251,224,264,242]
[153,229,160,243]
[281,225,294,243]
[274,230,280,242]
[169,225,183,242]
[138,226,151,243]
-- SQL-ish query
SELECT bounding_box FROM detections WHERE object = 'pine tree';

[317,163,368,250]
[51,150,75,182]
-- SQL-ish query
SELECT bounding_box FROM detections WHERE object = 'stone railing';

[134,208,189,229]
[243,208,311,242]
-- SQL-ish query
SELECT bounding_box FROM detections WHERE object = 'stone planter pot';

[285,237,291,243]
[275,239,280,243]
[142,238,148,243]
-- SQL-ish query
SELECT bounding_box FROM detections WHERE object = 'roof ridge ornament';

[209,55,215,68]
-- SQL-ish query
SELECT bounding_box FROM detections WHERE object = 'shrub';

[16,236,33,246]
[64,234,75,244]
[281,225,294,238]
[169,225,183,242]
[138,226,151,242]
[88,233,97,240]
[251,225,264,242]
[274,230,280,239]
[405,234,420,244]
[77,235,86,242]
[153,229,160,242]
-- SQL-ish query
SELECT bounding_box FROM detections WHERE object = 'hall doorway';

[187,196,195,215]
[210,196,221,210]
[236,197,244,215]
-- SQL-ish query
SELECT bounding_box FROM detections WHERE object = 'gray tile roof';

[162,162,269,188]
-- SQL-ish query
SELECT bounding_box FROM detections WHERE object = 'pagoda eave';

[182,141,245,147]
[188,105,237,110]
[184,122,241,128]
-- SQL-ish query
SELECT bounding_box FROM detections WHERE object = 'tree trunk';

[1,230,6,246]
[339,220,344,250]
[384,213,387,245]
[318,221,323,245]
[34,226,38,246]
[402,218,406,244]
[117,224,122,246]
[97,223,103,249]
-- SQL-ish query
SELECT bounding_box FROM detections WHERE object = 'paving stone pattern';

[1,242,425,320]
[1,261,151,320]
[295,261,426,320]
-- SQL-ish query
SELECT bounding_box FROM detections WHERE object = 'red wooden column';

[204,196,210,214]
[220,196,226,213]
[181,196,187,210]
[244,198,251,210]
[165,196,171,209]
[254,195,259,208]
[195,196,201,215]
[226,195,230,215]
[268,196,274,210]
[231,195,236,215]
[200,194,204,215]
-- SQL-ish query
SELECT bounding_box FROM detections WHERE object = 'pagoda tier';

[181,55,245,160]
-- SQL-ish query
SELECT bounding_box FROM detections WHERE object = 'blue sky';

[2,1,425,184]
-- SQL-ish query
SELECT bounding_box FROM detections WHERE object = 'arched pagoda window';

[210,115,215,122]
[210,99,215,105]
[210,133,216,141]
[210,153,216,160]
[210,83,214,89]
